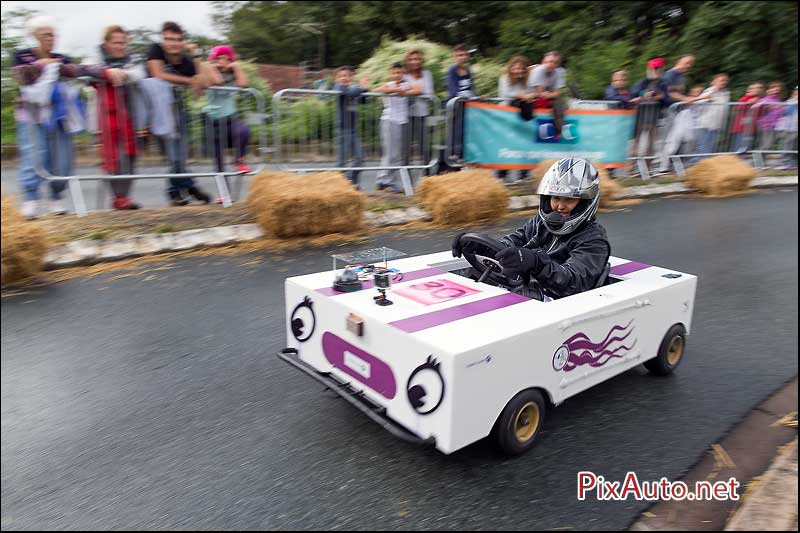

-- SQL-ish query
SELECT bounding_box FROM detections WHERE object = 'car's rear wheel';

[644,324,687,376]
[493,389,546,457]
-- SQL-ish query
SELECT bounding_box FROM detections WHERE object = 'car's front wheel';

[493,389,546,457]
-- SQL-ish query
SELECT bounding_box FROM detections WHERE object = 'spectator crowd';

[11,16,799,218]
[13,17,251,218]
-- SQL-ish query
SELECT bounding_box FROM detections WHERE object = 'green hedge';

[358,37,504,99]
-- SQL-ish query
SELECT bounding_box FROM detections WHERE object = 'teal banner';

[463,102,635,168]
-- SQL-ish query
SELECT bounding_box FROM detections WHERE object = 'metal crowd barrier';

[746,100,798,169]
[569,99,624,110]
[653,100,750,177]
[22,78,269,216]
[18,78,794,214]
[625,101,666,178]
[271,88,444,195]
[632,99,797,178]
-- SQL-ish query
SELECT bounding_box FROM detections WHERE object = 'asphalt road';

[2,190,798,530]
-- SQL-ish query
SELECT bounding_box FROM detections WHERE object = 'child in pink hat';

[204,44,252,190]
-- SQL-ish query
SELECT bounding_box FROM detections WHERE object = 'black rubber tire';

[492,389,546,457]
[644,324,687,376]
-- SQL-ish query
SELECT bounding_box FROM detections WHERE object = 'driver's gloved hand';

[451,232,467,258]
[495,246,545,278]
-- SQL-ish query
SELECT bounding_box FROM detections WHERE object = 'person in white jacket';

[375,63,411,192]
[775,86,798,169]
[402,49,435,176]
[496,55,535,182]
[695,73,730,161]
[655,85,706,172]
[13,16,83,218]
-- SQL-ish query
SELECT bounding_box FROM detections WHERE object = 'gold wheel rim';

[514,402,540,443]
[667,335,684,366]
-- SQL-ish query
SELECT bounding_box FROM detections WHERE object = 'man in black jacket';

[333,65,369,187]
[453,158,610,300]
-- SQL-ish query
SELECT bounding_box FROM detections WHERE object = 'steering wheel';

[458,233,528,289]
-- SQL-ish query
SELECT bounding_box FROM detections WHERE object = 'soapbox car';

[278,237,697,456]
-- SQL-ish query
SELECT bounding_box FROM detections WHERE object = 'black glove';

[451,232,467,258]
[495,246,545,278]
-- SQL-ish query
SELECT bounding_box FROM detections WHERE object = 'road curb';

[725,437,798,531]
[42,176,797,270]
[629,377,798,531]
[43,224,265,270]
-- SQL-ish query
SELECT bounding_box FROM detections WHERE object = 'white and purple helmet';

[536,158,601,235]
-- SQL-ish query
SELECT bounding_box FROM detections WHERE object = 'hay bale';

[1,194,48,286]
[686,155,757,196]
[418,169,510,225]
[247,171,366,238]
[598,172,624,208]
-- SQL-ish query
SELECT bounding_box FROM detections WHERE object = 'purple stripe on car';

[322,332,397,399]
[389,292,530,333]
[610,261,652,276]
[316,267,444,296]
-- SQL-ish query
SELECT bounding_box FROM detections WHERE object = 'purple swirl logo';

[557,320,637,372]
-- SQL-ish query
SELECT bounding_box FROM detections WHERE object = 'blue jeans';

[165,104,195,195]
[696,129,720,162]
[336,125,363,185]
[16,119,72,201]
[734,133,754,153]
[780,132,797,166]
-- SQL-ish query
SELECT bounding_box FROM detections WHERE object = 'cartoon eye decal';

[406,356,445,415]
[290,297,316,343]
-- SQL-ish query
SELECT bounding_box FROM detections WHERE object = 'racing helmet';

[536,158,601,235]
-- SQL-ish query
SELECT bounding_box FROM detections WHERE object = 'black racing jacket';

[500,216,611,299]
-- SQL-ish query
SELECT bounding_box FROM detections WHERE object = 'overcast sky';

[1,1,221,57]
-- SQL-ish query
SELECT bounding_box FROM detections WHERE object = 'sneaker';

[49,199,67,215]
[377,182,402,193]
[169,191,189,207]
[22,200,40,219]
[187,186,211,204]
[235,163,251,173]
[113,196,140,210]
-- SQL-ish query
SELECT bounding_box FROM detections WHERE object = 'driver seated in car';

[453,158,611,300]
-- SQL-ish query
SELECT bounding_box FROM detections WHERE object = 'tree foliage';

[214,1,797,99]
[678,1,798,95]
[213,1,508,68]
[357,37,456,96]
[1,0,797,145]
[354,37,503,97]
[1,7,38,142]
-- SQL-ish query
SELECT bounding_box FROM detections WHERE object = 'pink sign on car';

[394,279,481,306]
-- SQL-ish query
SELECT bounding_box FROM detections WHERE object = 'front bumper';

[277,348,435,447]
